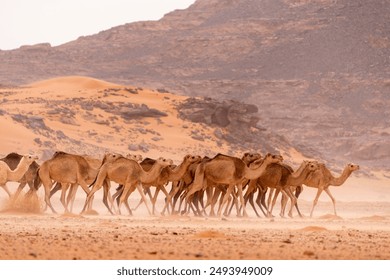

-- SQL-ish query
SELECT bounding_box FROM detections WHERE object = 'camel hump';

[141,158,156,165]
[52,151,68,158]
[3,152,22,160]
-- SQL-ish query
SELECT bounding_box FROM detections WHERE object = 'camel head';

[126,153,143,162]
[102,152,122,164]
[347,163,360,172]
[156,157,174,167]
[183,154,202,164]
[305,160,320,171]
[250,153,283,168]
[263,153,283,164]
[241,152,262,164]
[23,154,39,163]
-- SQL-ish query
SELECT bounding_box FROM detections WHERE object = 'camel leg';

[188,193,199,216]
[66,183,80,213]
[136,183,152,215]
[161,181,181,215]
[266,188,274,211]
[102,180,114,215]
[310,188,323,217]
[50,182,61,198]
[132,187,151,211]
[172,185,184,213]
[324,188,337,216]
[282,188,297,218]
[81,183,102,213]
[154,185,169,216]
[102,180,115,211]
[150,187,160,215]
[225,189,239,217]
[294,185,304,217]
[217,185,234,217]
[13,182,27,200]
[118,184,134,215]
[42,181,57,214]
[280,192,288,217]
[269,189,281,218]
[248,192,261,217]
[113,187,124,212]
[179,188,190,215]
[236,184,248,217]
[192,192,202,216]
[260,186,269,213]
[255,187,268,217]
[59,183,70,213]
[209,188,222,217]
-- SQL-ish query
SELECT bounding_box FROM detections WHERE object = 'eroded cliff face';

[177,97,290,154]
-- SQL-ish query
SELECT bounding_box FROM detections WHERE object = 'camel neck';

[7,158,30,181]
[245,161,270,180]
[169,160,190,181]
[287,166,311,186]
[141,163,164,184]
[330,167,353,186]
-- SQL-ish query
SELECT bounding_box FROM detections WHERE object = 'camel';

[0,154,39,197]
[109,157,158,213]
[36,151,121,213]
[0,152,39,199]
[204,152,263,217]
[303,163,360,217]
[118,154,203,215]
[184,153,283,217]
[163,156,211,215]
[144,154,202,215]
[81,156,173,215]
[265,160,319,218]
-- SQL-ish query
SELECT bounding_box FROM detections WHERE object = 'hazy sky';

[0,0,196,50]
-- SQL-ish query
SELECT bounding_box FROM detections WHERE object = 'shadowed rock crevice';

[177,97,290,153]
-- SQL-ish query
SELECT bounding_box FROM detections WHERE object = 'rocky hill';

[0,0,389,171]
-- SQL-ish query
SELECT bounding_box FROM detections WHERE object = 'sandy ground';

[0,192,389,260]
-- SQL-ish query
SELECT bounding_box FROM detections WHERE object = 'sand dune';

[27,76,122,90]
[1,76,229,162]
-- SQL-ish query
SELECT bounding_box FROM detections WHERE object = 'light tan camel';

[143,154,202,215]
[46,152,121,213]
[122,155,203,215]
[37,151,121,213]
[266,160,319,218]
[185,153,283,217]
[243,162,298,218]
[0,154,38,197]
[303,163,360,217]
[103,157,156,214]
[82,156,173,215]
[204,152,263,217]
[0,152,39,199]
[165,156,211,215]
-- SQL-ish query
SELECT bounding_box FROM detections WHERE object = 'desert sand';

[0,190,389,260]
[1,76,389,260]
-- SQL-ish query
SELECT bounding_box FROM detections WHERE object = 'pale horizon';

[0,0,195,51]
